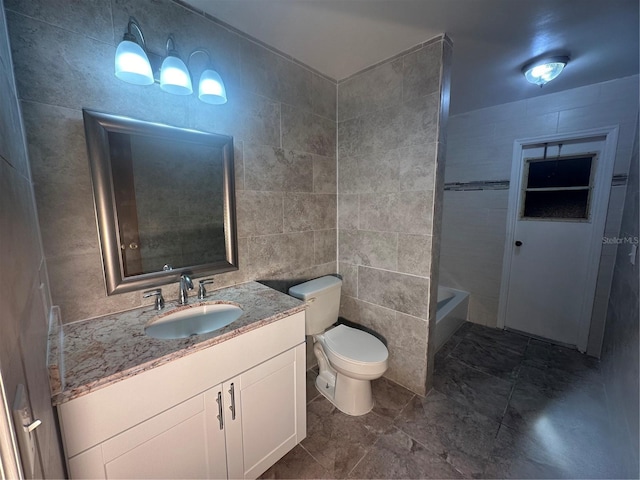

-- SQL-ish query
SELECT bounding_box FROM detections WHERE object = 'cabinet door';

[225,344,306,479]
[98,388,227,479]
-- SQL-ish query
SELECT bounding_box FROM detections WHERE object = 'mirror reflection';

[83,110,238,295]
[109,133,227,276]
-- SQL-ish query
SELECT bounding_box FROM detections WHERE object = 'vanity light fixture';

[522,56,569,86]
[114,17,154,85]
[160,35,193,95]
[189,50,228,105]
[114,17,227,104]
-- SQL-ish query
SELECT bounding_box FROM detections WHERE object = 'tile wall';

[602,114,639,477]
[5,0,337,324]
[337,37,452,395]
[439,75,640,356]
[0,0,65,476]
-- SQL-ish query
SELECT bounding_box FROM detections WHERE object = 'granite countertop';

[48,282,305,406]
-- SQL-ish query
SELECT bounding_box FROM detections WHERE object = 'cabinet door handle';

[228,383,236,420]
[216,391,224,430]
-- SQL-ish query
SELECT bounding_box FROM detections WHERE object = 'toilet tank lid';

[288,275,342,300]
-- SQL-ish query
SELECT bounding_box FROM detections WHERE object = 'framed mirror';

[83,109,238,295]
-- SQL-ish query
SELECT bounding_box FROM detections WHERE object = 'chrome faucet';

[178,274,194,305]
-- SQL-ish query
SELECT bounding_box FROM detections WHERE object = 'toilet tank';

[288,276,342,335]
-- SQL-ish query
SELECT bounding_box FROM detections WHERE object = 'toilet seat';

[320,325,388,376]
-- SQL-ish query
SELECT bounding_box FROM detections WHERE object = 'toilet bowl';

[289,276,389,416]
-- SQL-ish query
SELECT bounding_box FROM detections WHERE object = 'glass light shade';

[524,60,567,86]
[115,40,154,85]
[160,55,193,95]
[198,69,227,104]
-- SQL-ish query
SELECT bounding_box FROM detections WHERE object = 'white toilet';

[289,276,388,416]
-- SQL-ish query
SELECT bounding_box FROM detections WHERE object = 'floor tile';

[394,390,500,477]
[449,336,524,380]
[434,331,464,366]
[433,357,513,422]
[505,361,606,424]
[482,424,569,479]
[301,396,394,478]
[306,367,320,404]
[484,422,621,479]
[259,445,331,479]
[268,323,631,479]
[523,339,600,376]
[371,376,415,421]
[465,323,530,355]
[348,428,464,479]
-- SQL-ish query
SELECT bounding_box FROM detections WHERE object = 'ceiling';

[184,0,639,115]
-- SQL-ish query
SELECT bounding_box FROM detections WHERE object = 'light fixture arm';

[165,35,180,57]
[189,49,212,65]
[124,17,147,51]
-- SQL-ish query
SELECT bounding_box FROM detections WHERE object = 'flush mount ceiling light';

[114,17,227,104]
[522,56,569,86]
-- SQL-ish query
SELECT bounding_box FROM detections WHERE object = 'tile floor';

[261,322,629,479]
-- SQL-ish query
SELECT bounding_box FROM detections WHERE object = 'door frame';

[497,126,620,352]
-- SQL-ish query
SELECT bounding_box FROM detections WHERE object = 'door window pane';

[523,190,590,219]
[521,154,594,221]
[527,156,592,188]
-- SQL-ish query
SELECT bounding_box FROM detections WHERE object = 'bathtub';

[434,286,469,352]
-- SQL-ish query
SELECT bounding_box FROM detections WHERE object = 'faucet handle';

[198,279,214,299]
[143,289,165,311]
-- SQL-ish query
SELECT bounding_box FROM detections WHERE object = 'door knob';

[515,241,523,247]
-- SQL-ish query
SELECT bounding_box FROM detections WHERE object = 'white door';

[505,137,608,347]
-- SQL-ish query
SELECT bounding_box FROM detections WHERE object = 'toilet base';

[315,372,373,416]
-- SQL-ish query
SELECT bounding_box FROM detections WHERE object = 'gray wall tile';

[360,191,434,235]
[314,229,337,265]
[313,154,336,193]
[358,266,430,318]
[10,0,337,325]
[403,42,442,102]
[338,262,358,297]
[190,92,281,148]
[236,191,284,237]
[248,232,315,278]
[312,73,336,120]
[5,0,113,43]
[284,193,336,232]
[398,234,432,277]
[338,193,359,230]
[337,40,448,395]
[240,38,312,111]
[0,67,27,175]
[244,143,313,192]
[338,230,398,271]
[282,104,336,157]
[338,58,403,122]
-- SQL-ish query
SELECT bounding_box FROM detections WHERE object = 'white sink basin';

[145,303,243,340]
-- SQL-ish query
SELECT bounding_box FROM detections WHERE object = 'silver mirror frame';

[83,109,239,295]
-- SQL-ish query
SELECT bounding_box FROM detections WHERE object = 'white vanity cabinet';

[58,311,306,480]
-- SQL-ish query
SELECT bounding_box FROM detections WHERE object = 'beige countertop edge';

[47,306,64,399]
[50,303,306,406]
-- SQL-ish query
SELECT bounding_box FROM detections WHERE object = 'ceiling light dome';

[522,56,569,86]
